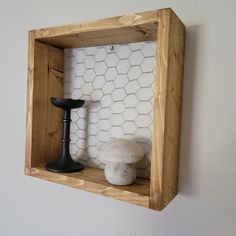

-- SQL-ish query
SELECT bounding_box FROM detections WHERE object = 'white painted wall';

[0,0,235,235]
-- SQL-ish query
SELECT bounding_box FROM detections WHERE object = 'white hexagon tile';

[64,41,156,178]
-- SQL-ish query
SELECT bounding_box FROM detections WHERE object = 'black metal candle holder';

[46,97,85,173]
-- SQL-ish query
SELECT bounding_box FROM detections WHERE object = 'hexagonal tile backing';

[64,41,156,178]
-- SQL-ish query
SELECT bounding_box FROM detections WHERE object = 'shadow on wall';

[178,25,201,197]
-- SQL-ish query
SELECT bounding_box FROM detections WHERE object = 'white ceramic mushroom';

[98,139,144,185]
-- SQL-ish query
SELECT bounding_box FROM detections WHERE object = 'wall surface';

[0,0,236,235]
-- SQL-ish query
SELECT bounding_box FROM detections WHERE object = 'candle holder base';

[46,157,84,173]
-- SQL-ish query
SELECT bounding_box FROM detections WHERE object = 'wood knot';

[119,14,142,25]
[37,29,50,37]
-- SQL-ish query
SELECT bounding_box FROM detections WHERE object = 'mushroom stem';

[104,162,136,186]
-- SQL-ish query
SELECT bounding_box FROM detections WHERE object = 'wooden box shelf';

[25,8,185,211]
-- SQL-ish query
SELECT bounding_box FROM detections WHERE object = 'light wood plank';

[150,9,185,210]
[30,10,158,48]
[28,166,150,208]
[25,32,35,172]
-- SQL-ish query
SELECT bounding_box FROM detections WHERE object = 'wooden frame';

[25,8,185,211]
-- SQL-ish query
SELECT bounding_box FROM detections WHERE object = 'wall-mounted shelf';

[25,8,185,211]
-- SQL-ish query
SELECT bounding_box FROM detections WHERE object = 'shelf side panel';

[25,39,64,171]
[150,9,185,210]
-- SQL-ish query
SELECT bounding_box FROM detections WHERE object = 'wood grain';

[150,9,185,210]
[25,39,64,171]
[28,166,150,208]
[30,10,158,48]
[25,32,35,172]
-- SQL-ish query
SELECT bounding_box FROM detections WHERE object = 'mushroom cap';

[98,139,144,164]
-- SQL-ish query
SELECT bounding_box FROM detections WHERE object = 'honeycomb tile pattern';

[64,41,156,178]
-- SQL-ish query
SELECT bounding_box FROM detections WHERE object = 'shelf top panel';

[29,10,160,48]
[29,166,150,208]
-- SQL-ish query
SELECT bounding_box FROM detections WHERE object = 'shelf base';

[27,165,150,208]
